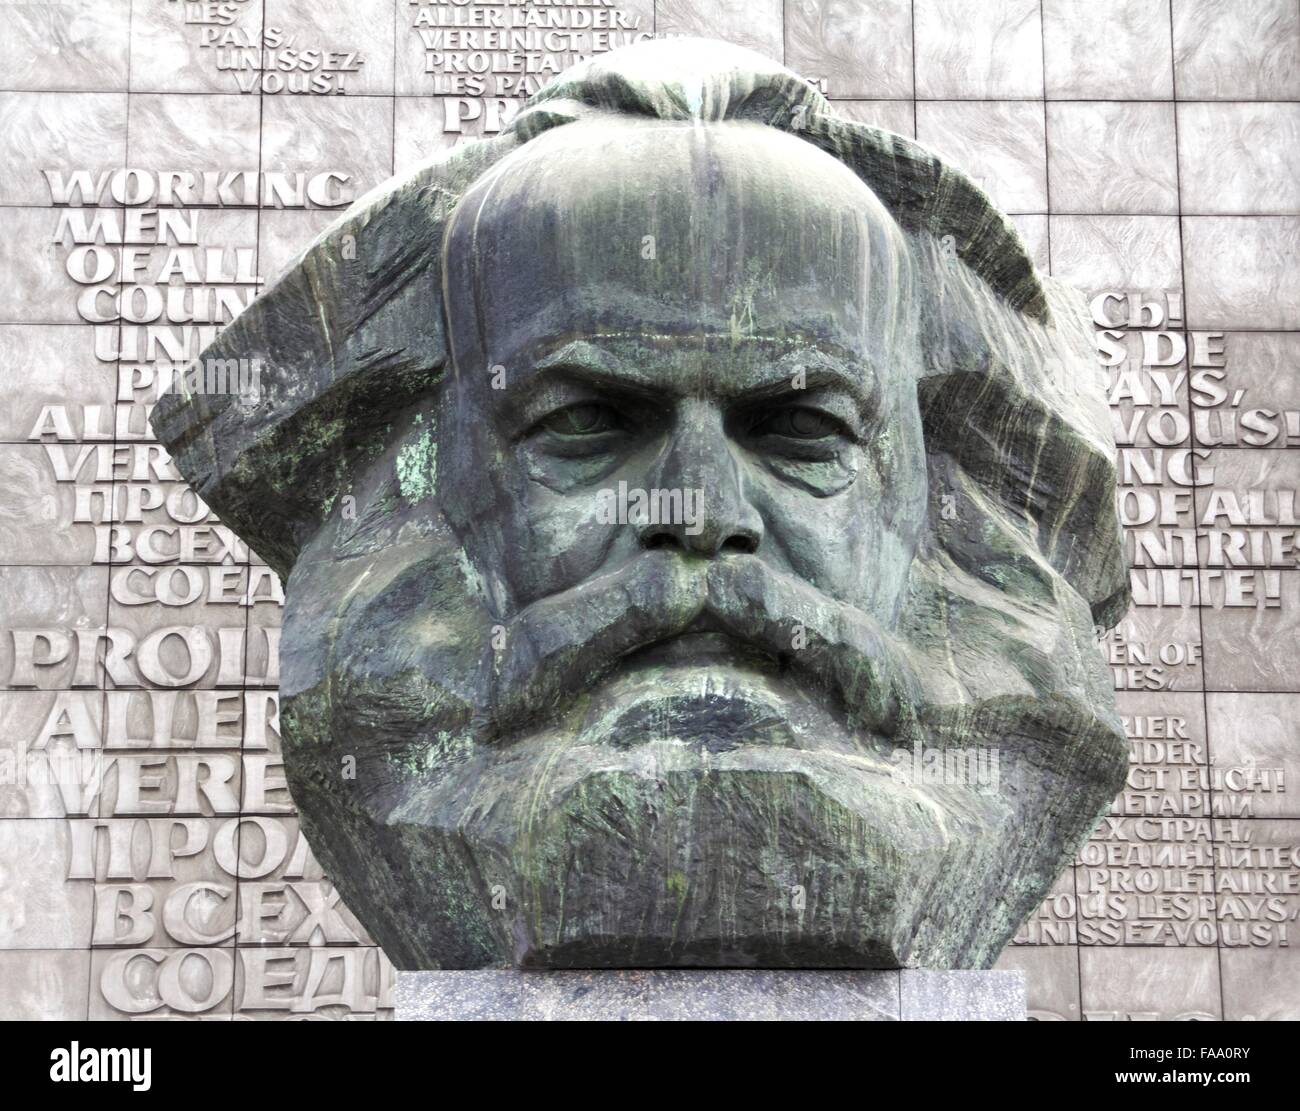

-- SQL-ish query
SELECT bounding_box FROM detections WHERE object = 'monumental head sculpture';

[153,38,1130,969]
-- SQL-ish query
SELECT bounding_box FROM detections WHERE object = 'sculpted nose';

[638,401,764,557]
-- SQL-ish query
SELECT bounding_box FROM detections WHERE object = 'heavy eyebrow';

[493,340,663,436]
[528,340,663,397]
[731,349,879,415]
[509,337,880,417]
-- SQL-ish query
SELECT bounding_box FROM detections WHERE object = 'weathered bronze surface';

[153,38,1129,970]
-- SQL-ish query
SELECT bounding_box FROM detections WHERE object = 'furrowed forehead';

[442,117,913,375]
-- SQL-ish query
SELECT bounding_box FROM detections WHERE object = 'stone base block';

[395,969,1025,1021]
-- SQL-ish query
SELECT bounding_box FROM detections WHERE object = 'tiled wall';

[0,0,1296,1019]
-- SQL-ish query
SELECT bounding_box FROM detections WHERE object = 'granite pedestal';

[395,970,1026,1021]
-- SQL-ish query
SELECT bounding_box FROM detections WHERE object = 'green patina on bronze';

[396,415,438,503]
[152,38,1129,971]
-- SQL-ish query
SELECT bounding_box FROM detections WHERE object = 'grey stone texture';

[396,969,1024,1021]
[0,0,1295,1021]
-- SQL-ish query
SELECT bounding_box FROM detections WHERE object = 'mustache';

[483,551,920,739]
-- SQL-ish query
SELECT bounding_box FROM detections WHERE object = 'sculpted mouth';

[622,622,783,673]
[487,553,911,740]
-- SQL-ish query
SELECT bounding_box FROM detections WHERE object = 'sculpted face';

[154,40,1130,970]
[441,118,926,677]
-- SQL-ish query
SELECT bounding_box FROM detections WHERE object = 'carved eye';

[537,402,625,436]
[749,407,845,440]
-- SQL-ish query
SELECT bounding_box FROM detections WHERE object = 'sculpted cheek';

[510,484,621,598]
[519,444,623,492]
[756,451,859,496]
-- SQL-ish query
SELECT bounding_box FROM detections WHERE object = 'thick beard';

[485,550,920,742]
[278,535,1125,969]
